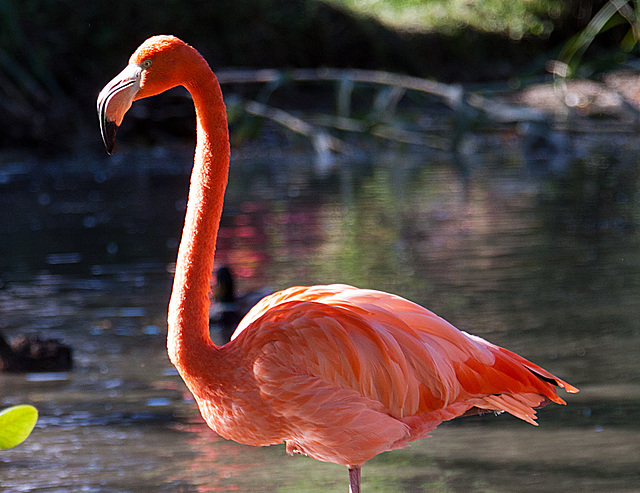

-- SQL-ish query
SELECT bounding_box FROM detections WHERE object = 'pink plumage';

[98,36,578,493]
[222,284,577,466]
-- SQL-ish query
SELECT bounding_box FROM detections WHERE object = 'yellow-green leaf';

[0,405,38,450]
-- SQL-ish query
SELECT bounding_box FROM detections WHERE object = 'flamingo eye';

[141,59,152,69]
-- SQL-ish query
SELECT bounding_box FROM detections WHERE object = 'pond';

[0,130,639,492]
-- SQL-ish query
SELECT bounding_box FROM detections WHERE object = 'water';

[1,132,639,492]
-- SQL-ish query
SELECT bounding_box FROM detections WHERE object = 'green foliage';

[557,0,640,77]
[324,0,566,38]
[0,0,618,150]
[0,405,38,450]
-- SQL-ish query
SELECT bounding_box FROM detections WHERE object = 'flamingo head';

[97,35,197,154]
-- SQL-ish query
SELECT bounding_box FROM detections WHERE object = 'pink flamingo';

[97,35,578,493]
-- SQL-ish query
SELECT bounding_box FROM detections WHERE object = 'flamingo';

[97,35,578,492]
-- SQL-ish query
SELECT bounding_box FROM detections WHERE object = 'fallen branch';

[244,100,353,154]
[466,93,547,123]
[218,68,464,109]
[218,67,554,128]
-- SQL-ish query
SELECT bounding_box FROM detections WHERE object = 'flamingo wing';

[231,285,576,465]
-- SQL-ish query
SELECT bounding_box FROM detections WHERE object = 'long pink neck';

[167,59,230,375]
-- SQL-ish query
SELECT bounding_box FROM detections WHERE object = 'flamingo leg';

[348,466,361,493]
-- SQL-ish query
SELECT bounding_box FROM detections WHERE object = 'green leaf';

[0,405,38,450]
[558,0,637,76]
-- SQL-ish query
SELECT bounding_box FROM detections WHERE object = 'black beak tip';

[102,119,119,155]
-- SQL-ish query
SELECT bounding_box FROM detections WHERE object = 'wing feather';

[232,284,576,464]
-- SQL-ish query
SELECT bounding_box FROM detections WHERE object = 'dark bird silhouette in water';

[209,266,272,343]
[0,333,72,372]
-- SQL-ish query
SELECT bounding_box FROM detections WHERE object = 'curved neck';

[167,61,230,372]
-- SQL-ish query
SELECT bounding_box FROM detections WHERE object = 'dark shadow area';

[0,0,624,152]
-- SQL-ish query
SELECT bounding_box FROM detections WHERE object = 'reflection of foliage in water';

[307,166,424,298]
[540,152,637,236]
[1,143,639,490]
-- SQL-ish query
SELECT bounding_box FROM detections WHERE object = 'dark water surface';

[1,134,638,492]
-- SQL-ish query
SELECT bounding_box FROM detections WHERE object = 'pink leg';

[348,466,361,493]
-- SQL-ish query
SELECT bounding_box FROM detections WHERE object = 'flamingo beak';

[97,64,143,154]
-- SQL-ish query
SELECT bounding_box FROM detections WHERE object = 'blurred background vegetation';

[0,0,635,152]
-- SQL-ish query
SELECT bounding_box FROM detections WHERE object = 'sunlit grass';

[323,0,567,38]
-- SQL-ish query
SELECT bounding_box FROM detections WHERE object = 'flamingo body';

[98,36,577,491]
[204,284,574,467]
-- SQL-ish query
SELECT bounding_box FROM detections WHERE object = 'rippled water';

[1,133,639,492]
